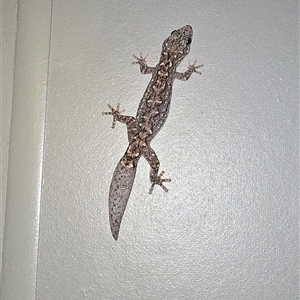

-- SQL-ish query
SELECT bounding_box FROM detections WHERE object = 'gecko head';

[162,25,193,66]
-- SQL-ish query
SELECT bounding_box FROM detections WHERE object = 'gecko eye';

[187,38,192,45]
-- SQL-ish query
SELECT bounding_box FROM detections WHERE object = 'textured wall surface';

[2,0,18,279]
[2,1,52,299]
[3,1,298,300]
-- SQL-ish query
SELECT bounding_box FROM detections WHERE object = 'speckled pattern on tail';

[109,160,137,240]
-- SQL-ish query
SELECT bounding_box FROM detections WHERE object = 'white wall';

[2,0,18,288]
[3,1,298,299]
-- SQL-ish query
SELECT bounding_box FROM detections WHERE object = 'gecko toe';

[102,103,126,128]
[148,171,171,194]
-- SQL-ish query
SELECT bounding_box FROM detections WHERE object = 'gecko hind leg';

[102,103,126,128]
[103,103,137,131]
[149,171,171,194]
[143,145,171,194]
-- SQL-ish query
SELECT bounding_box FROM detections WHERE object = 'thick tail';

[108,160,137,240]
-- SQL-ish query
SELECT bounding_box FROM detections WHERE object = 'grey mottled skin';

[103,25,203,240]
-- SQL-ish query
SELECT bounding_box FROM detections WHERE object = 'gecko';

[103,25,203,240]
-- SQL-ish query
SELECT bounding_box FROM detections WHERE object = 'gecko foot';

[188,60,204,75]
[131,53,148,65]
[148,171,171,194]
[102,103,125,129]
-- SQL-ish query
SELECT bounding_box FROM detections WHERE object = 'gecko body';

[103,25,203,240]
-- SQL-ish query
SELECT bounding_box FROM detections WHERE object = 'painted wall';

[3,1,298,299]
[2,0,18,279]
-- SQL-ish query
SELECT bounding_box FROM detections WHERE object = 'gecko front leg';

[143,145,171,194]
[132,53,155,74]
[174,61,204,81]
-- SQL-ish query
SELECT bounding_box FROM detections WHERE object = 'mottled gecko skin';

[103,25,203,240]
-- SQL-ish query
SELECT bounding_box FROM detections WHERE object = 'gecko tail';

[109,160,137,240]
